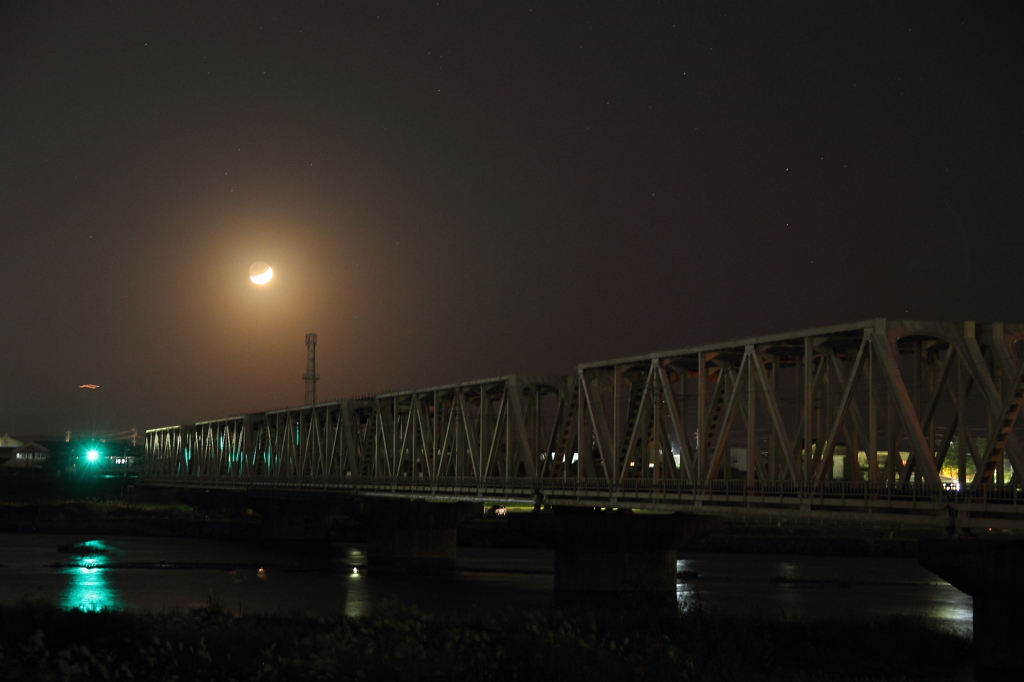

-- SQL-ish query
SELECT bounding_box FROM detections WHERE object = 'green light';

[86,449,100,462]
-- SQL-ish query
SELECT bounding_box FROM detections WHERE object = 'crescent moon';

[249,261,273,285]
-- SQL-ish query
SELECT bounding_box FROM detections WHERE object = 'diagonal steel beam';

[813,338,868,482]
[871,323,941,485]
[749,345,799,481]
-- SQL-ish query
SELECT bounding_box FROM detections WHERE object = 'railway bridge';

[143,319,1024,528]
[141,319,1024,673]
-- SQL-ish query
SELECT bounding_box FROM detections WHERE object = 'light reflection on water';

[340,546,370,618]
[61,541,122,612]
[927,596,974,632]
[74,540,111,553]
[0,534,975,629]
[674,554,974,635]
[776,561,799,580]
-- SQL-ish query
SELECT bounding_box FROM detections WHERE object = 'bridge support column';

[553,509,703,594]
[920,539,1024,680]
[353,500,482,572]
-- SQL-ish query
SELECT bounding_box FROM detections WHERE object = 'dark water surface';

[0,533,972,632]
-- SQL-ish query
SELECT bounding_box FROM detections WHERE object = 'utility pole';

[303,333,319,405]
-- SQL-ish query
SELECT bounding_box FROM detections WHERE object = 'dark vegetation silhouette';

[0,598,970,681]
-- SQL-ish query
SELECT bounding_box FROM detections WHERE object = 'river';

[0,533,972,632]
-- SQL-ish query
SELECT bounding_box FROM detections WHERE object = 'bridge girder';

[143,319,1024,528]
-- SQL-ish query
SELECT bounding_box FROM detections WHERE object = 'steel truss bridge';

[143,319,1024,530]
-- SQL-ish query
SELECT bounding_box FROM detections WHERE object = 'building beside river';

[0,435,77,471]
[6,442,51,469]
[0,434,48,468]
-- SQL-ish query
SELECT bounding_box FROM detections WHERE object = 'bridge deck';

[138,476,1024,530]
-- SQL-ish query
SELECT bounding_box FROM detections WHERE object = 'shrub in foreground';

[0,600,970,681]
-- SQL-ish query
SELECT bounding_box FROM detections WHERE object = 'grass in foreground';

[0,599,970,681]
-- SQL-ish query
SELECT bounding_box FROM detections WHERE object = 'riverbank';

[684,520,940,557]
[0,598,971,681]
[476,512,947,557]
[0,501,263,539]
[0,499,954,557]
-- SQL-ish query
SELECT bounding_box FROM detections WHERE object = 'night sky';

[1,2,1021,437]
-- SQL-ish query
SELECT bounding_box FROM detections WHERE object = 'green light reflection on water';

[76,540,110,552]
[61,547,122,612]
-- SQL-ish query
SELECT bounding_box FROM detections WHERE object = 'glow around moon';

[249,261,273,285]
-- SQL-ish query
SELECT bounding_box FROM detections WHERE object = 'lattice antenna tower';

[303,333,319,405]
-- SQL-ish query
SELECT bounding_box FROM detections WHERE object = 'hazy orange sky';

[1,2,1020,436]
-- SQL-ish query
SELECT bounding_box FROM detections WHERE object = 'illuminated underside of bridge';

[143,319,1024,530]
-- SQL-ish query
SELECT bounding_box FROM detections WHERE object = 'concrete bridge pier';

[349,499,482,572]
[920,539,1024,681]
[552,508,707,594]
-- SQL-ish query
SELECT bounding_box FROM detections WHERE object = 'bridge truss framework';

[143,319,1024,529]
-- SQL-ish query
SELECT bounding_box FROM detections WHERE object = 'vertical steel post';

[303,333,319,406]
[804,337,814,482]
[698,353,708,480]
[747,355,756,484]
